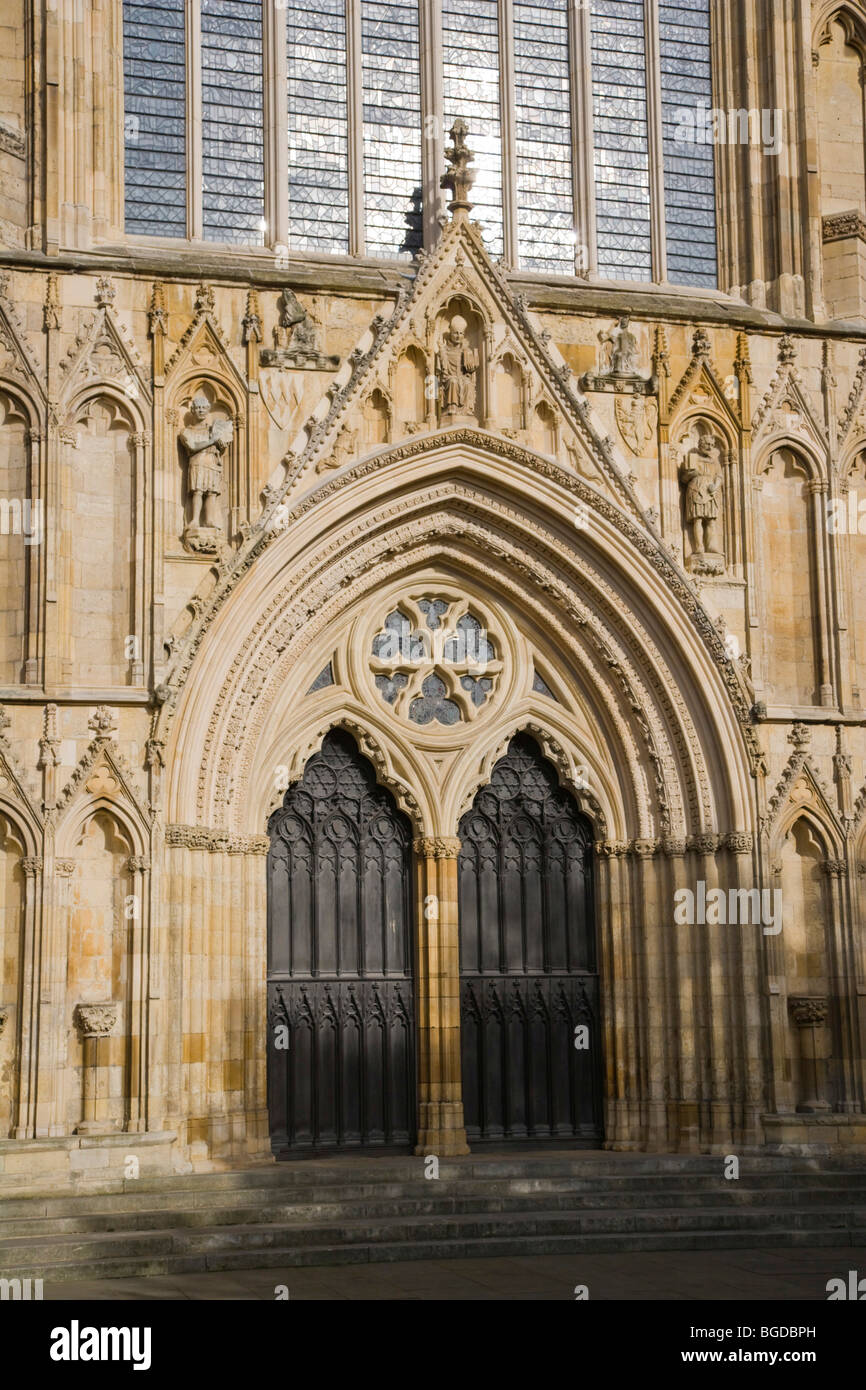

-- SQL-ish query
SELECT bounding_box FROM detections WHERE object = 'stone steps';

[1,1153,863,1282]
[1,1181,865,1238]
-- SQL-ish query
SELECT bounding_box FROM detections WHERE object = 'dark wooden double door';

[267,731,602,1153]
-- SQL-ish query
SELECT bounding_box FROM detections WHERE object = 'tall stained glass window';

[443,0,504,258]
[287,0,350,253]
[514,0,574,274]
[123,0,186,238]
[201,0,265,245]
[361,0,423,258]
[590,0,652,281]
[660,0,717,286]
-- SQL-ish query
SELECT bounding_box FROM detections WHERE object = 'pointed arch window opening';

[121,0,717,287]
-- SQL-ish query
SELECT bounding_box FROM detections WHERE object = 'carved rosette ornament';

[788,995,830,1114]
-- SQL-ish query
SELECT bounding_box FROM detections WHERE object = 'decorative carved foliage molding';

[164,824,269,854]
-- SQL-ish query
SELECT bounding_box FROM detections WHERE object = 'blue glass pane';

[443,0,503,257]
[515,0,574,274]
[659,0,718,286]
[590,0,652,281]
[361,0,422,258]
[123,0,186,237]
[287,0,350,253]
[201,0,264,245]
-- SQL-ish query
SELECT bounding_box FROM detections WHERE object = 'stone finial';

[441,118,476,216]
[778,333,797,365]
[95,276,115,308]
[195,282,215,316]
[43,271,61,331]
[149,280,167,337]
[88,704,118,739]
[788,721,811,748]
[243,288,262,344]
[692,327,711,359]
[734,331,753,384]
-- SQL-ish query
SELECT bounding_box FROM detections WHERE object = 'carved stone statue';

[179,395,232,551]
[437,315,479,419]
[679,432,725,574]
[601,316,639,377]
[260,289,339,371]
[579,314,656,396]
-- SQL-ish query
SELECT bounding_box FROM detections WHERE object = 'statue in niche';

[179,394,232,552]
[260,289,339,371]
[600,316,639,377]
[437,315,479,420]
[580,314,656,396]
[679,430,725,575]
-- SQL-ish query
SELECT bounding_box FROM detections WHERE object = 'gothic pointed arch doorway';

[458,734,603,1144]
[266,730,416,1154]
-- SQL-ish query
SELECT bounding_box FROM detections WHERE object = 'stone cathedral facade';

[2,0,866,1191]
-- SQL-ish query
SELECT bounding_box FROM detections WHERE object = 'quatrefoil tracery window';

[370,597,502,725]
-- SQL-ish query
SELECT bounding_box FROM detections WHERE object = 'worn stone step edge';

[1,1184,864,1236]
[7,1226,866,1284]
[0,1204,859,1268]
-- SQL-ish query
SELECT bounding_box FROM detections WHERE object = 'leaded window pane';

[287,0,350,253]
[361,0,423,258]
[123,0,187,237]
[443,0,504,258]
[590,0,652,281]
[514,0,574,275]
[659,0,717,286]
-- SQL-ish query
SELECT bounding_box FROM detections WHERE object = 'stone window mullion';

[498,0,519,268]
[644,0,668,283]
[346,0,366,256]
[264,0,289,249]
[569,0,597,277]
[185,0,203,241]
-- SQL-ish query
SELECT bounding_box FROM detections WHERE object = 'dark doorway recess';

[267,730,416,1155]
[458,733,603,1145]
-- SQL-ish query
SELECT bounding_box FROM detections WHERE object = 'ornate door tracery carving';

[267,730,416,1152]
[458,733,602,1143]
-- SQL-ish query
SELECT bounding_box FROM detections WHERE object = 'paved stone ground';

[42,1247,858,1300]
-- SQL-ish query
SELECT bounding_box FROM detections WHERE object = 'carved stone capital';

[75,1002,118,1038]
[722,832,754,855]
[595,839,629,858]
[55,859,76,877]
[127,856,151,874]
[21,856,42,877]
[164,823,269,854]
[661,837,687,857]
[821,859,848,877]
[788,996,829,1028]
[822,210,866,244]
[0,1005,9,1036]
[630,837,658,859]
[413,836,461,860]
[688,833,719,855]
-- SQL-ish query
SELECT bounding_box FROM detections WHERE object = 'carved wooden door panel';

[267,731,416,1153]
[458,734,602,1143]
